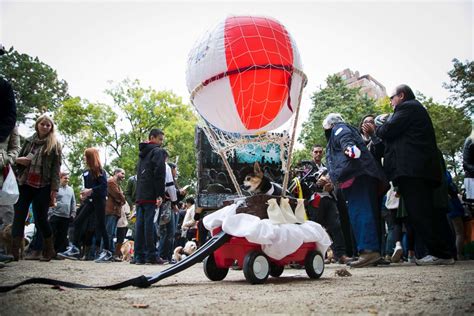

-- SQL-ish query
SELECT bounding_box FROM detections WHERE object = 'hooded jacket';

[326,122,386,186]
[135,142,168,204]
[376,99,441,185]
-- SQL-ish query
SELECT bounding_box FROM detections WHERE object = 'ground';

[0,259,473,315]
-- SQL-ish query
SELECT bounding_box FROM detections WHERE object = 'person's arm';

[376,105,412,140]
[50,146,62,192]
[70,188,77,218]
[108,179,126,204]
[335,126,361,159]
[152,149,167,199]
[89,172,107,195]
[0,79,16,143]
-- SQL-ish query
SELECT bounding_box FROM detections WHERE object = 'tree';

[420,95,472,184]
[443,58,473,116]
[0,46,69,122]
[298,74,377,153]
[55,80,198,190]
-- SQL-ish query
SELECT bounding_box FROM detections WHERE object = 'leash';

[0,231,230,293]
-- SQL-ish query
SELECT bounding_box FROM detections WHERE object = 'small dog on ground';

[0,224,26,259]
[173,240,197,262]
[120,240,134,262]
[242,162,283,196]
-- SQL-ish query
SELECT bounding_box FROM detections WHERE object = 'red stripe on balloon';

[224,16,294,130]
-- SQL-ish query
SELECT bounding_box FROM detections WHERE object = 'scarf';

[23,135,47,188]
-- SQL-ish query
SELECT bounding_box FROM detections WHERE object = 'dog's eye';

[245,176,250,181]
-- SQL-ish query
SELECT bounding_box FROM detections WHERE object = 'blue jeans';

[105,215,119,250]
[135,204,157,261]
[342,175,380,253]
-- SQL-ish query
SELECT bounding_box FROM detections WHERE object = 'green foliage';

[0,46,69,122]
[55,80,198,191]
[443,58,473,116]
[298,74,378,152]
[420,95,472,184]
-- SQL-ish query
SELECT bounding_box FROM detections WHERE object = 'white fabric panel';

[193,77,246,133]
[203,203,332,260]
[186,20,227,93]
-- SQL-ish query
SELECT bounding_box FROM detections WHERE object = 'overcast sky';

[1,0,472,138]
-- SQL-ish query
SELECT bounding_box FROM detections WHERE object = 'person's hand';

[316,176,328,187]
[50,191,57,206]
[16,157,31,166]
[362,122,375,136]
[344,145,361,159]
[323,182,334,192]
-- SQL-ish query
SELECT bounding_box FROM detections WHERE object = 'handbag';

[0,165,19,205]
[159,201,172,226]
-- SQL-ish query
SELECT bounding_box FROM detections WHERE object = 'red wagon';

[203,227,325,284]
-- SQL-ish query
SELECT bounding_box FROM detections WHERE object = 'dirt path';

[0,259,473,315]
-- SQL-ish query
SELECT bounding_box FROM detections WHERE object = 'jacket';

[135,142,167,204]
[105,177,126,217]
[0,126,20,187]
[463,136,474,178]
[83,169,107,199]
[16,134,62,191]
[0,77,16,143]
[326,122,386,186]
[125,175,137,207]
[376,99,441,185]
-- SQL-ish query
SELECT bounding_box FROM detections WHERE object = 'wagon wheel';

[203,253,229,281]
[305,250,324,279]
[269,262,284,277]
[243,251,270,284]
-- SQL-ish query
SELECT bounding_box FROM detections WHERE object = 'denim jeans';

[105,215,119,250]
[134,203,157,261]
[342,175,380,253]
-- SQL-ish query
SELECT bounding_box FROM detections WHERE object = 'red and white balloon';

[186,16,304,134]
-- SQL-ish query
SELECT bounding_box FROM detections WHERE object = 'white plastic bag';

[0,165,19,205]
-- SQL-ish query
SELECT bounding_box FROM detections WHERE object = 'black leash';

[0,231,230,293]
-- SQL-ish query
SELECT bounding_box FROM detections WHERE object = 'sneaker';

[407,256,416,263]
[337,255,354,265]
[95,250,113,263]
[0,253,14,263]
[349,251,381,268]
[415,255,455,266]
[391,242,403,263]
[58,245,81,260]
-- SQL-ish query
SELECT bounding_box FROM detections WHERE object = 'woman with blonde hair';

[11,114,61,261]
[59,148,112,262]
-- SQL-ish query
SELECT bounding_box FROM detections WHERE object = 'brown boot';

[39,237,56,262]
[11,237,23,261]
[25,250,42,260]
[114,243,123,261]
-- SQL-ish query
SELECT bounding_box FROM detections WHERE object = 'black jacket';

[135,142,168,204]
[326,123,386,186]
[83,169,107,199]
[376,99,441,185]
[0,77,16,143]
[463,136,474,178]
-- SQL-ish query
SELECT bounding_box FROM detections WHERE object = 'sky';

[1,0,473,142]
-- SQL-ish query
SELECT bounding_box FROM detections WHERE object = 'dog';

[172,240,197,262]
[242,162,283,196]
[120,240,134,262]
[0,224,26,259]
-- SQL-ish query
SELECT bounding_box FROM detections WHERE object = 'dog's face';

[243,162,264,193]
[183,241,197,255]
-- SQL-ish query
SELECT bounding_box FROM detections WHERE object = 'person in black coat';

[0,45,17,143]
[376,84,454,265]
[463,130,474,201]
[132,128,168,265]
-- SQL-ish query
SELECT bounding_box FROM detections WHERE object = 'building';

[337,68,387,100]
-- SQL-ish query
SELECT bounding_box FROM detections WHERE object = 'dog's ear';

[253,162,263,176]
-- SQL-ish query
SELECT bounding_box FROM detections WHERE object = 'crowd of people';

[304,84,473,268]
[0,42,472,271]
